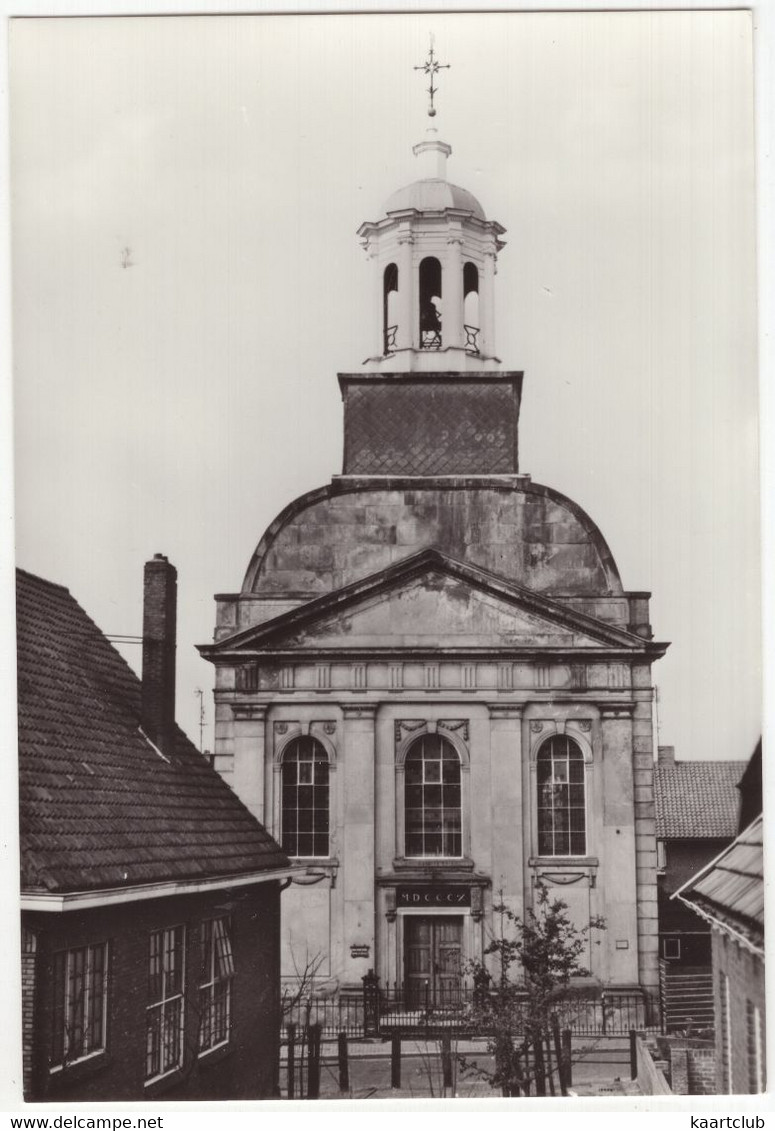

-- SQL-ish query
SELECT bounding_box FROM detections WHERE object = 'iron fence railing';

[281,980,659,1042]
[463,323,480,352]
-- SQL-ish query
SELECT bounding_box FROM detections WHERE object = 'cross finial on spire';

[414,34,450,118]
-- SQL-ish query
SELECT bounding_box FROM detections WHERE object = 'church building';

[199,62,669,1008]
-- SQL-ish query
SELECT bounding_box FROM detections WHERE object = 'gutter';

[21,864,304,913]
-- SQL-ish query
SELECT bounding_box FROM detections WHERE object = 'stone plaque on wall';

[397,886,471,908]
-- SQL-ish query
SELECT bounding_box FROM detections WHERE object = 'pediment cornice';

[199,549,667,661]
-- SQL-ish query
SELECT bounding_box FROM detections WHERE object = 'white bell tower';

[357,46,507,374]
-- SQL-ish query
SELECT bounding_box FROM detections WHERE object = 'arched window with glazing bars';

[281,737,330,858]
[536,735,586,856]
[404,734,461,857]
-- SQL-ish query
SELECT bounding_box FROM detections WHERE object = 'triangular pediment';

[203,550,657,657]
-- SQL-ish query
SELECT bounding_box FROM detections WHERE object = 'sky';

[10,9,760,762]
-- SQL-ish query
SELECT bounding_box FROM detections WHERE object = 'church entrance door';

[404,916,463,1008]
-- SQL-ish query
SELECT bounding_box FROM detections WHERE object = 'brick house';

[675,814,764,1093]
[18,558,294,1101]
[654,746,745,967]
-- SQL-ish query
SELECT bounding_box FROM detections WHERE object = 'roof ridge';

[16,567,71,594]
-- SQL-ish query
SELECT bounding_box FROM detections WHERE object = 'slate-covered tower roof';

[17,568,290,896]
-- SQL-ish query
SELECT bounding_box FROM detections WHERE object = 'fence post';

[391,1032,401,1089]
[629,1029,638,1081]
[562,1029,572,1088]
[307,1022,321,1099]
[534,1038,546,1095]
[362,969,380,1037]
[338,1031,349,1092]
[601,991,607,1035]
[287,1022,296,1100]
[441,1033,453,1090]
[551,1016,567,1096]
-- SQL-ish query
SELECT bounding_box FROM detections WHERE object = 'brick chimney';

[657,745,675,767]
[141,554,177,754]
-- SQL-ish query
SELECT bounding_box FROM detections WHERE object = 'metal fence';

[281,980,659,1042]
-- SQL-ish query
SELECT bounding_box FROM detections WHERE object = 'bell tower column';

[480,249,496,358]
[444,232,464,352]
[397,229,415,351]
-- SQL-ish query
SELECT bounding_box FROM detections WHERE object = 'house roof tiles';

[654,759,745,839]
[17,569,289,894]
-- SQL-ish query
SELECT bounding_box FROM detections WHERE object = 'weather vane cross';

[414,34,450,118]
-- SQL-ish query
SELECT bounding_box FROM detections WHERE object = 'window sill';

[392,857,475,872]
[144,1066,185,1097]
[289,856,339,866]
[48,1051,110,1088]
[529,856,599,868]
[198,1042,232,1071]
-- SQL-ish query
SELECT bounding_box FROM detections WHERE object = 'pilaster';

[487,704,523,909]
[599,704,639,985]
[231,703,268,821]
[631,675,660,997]
[341,703,378,983]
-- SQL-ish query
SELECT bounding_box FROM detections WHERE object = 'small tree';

[463,884,605,1097]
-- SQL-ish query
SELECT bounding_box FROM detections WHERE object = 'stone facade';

[201,120,668,1004]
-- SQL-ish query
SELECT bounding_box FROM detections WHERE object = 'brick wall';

[658,1035,716,1095]
[713,929,766,1094]
[23,882,281,1102]
[688,1047,717,1094]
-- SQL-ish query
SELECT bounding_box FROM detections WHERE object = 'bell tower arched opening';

[463,262,480,353]
[383,263,398,354]
[419,257,442,349]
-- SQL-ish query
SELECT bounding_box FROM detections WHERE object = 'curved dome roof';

[382,178,486,220]
[241,481,624,601]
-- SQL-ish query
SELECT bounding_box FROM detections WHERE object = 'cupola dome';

[382,178,486,220]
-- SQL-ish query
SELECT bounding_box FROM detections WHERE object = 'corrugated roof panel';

[677,815,763,948]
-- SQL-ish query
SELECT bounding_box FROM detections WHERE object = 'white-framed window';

[404,734,462,857]
[146,926,185,1083]
[536,735,587,856]
[50,942,108,1070]
[198,917,234,1055]
[662,937,681,960]
[281,736,330,858]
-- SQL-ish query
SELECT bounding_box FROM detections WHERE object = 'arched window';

[536,736,586,856]
[405,734,461,857]
[383,263,398,353]
[463,262,480,351]
[281,737,329,858]
[419,257,442,349]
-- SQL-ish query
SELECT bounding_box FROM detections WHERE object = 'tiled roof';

[654,760,745,839]
[17,569,289,894]
[675,815,764,954]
